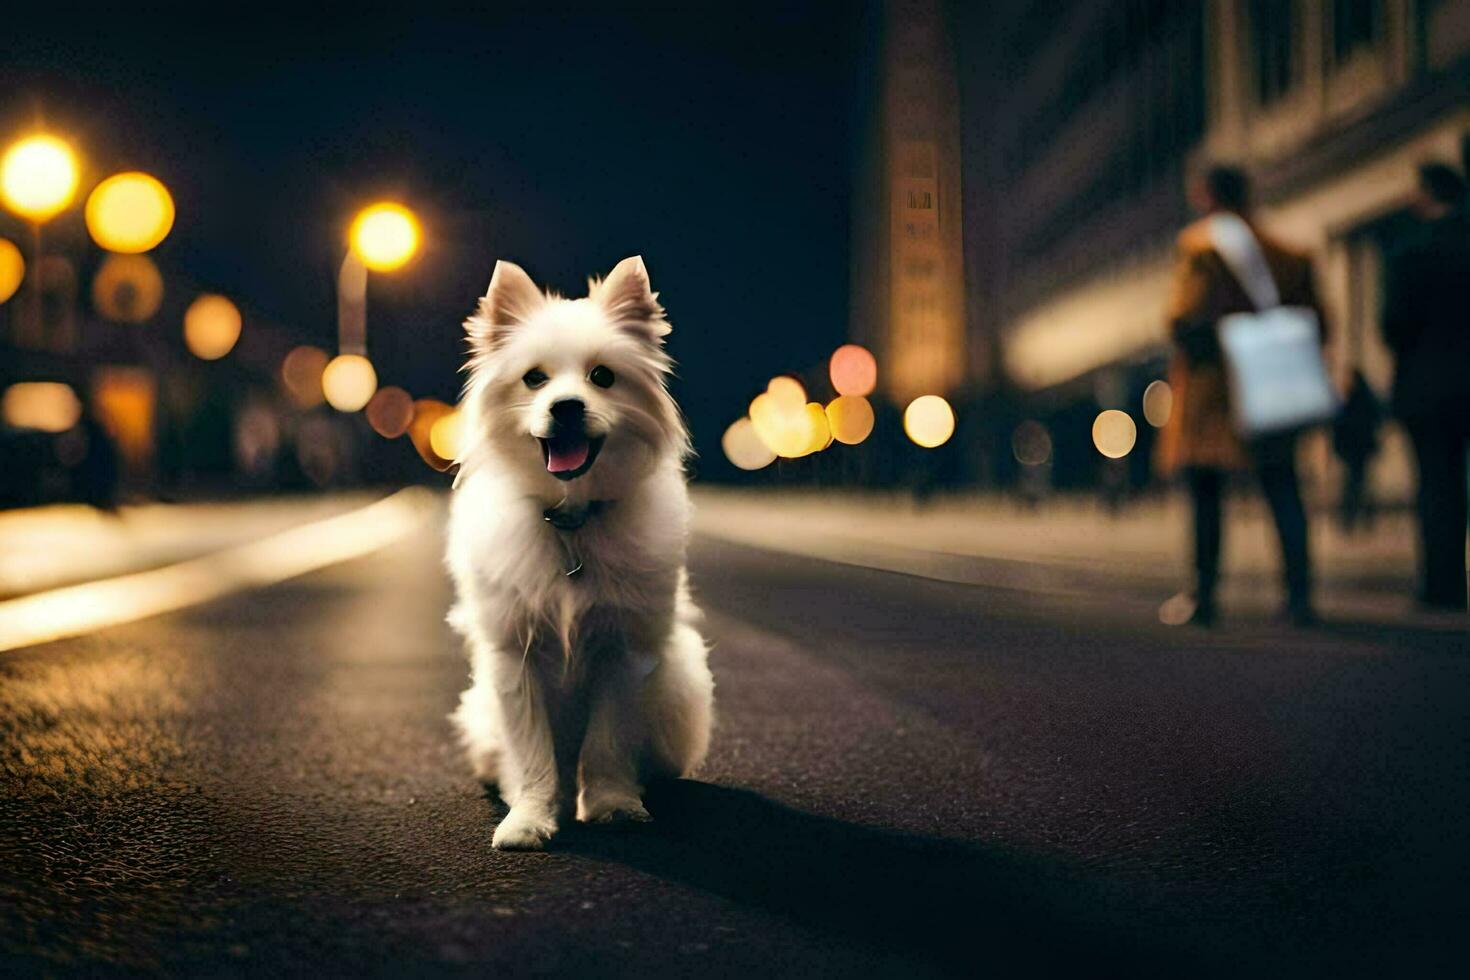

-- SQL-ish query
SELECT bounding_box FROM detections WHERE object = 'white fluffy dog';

[446,256,714,850]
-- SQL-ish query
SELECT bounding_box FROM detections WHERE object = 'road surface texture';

[2,503,1467,977]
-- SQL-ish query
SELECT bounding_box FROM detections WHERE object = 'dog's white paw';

[492,806,558,850]
[577,792,652,825]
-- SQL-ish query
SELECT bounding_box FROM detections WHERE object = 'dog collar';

[543,499,612,532]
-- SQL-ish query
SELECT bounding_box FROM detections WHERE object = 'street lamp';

[1,135,78,222]
[325,201,421,413]
[349,203,420,272]
[1,134,80,347]
[85,172,175,254]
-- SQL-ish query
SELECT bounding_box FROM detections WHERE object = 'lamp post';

[0,134,80,348]
[324,202,420,412]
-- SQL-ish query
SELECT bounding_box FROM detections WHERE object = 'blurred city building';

[858,0,1470,495]
[850,0,969,408]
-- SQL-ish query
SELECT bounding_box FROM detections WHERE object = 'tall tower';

[854,0,967,406]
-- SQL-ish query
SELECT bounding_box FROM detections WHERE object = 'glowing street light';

[825,394,874,445]
[1092,409,1137,459]
[904,395,955,448]
[829,344,877,397]
[349,202,420,272]
[722,417,776,471]
[1,135,79,222]
[1,382,81,432]
[408,398,455,470]
[0,238,22,305]
[183,294,242,360]
[85,172,175,253]
[429,409,463,461]
[322,353,377,412]
[2,134,80,348]
[329,201,421,413]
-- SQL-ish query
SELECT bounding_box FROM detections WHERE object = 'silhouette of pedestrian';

[1156,165,1327,627]
[1381,162,1470,612]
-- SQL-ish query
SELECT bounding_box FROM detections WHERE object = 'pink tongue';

[547,439,590,473]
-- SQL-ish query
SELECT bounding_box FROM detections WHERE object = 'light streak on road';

[0,488,435,652]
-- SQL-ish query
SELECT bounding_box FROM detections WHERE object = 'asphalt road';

[2,516,1467,977]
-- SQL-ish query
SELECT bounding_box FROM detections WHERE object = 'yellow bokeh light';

[2,382,81,433]
[0,238,23,304]
[92,253,164,323]
[366,385,415,438]
[1092,409,1138,459]
[829,344,877,397]
[770,376,805,405]
[766,375,806,409]
[429,410,463,461]
[904,395,955,449]
[281,345,330,409]
[801,402,832,455]
[183,294,242,360]
[85,172,175,254]
[1142,380,1173,428]
[750,391,812,458]
[1,135,79,222]
[408,398,455,470]
[349,202,420,272]
[722,417,776,471]
[321,353,378,412]
[825,394,874,445]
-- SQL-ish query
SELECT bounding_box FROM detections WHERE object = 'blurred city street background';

[3,0,1469,976]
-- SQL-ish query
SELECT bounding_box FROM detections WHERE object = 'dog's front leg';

[577,652,653,825]
[489,663,562,850]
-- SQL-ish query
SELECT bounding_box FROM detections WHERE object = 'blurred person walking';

[1381,163,1470,612]
[1331,369,1382,533]
[1156,166,1328,627]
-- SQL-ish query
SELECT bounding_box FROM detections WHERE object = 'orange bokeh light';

[365,386,415,438]
[829,344,877,397]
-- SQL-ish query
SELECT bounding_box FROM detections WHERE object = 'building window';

[907,189,933,209]
[1331,0,1381,62]
[1249,0,1297,103]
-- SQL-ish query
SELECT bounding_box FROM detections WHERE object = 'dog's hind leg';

[452,674,504,787]
[642,621,715,782]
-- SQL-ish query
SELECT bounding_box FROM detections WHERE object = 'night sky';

[3,4,862,472]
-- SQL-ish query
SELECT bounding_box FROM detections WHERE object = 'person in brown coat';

[1156,166,1327,626]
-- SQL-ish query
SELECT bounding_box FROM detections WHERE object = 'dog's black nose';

[549,398,586,430]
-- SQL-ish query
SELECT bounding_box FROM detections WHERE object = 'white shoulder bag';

[1209,213,1339,438]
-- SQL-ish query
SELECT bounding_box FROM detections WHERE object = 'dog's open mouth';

[539,433,604,481]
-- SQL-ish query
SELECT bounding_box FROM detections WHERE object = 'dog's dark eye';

[523,369,549,389]
[589,365,615,389]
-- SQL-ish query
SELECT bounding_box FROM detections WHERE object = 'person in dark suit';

[1382,163,1470,612]
[1156,166,1327,626]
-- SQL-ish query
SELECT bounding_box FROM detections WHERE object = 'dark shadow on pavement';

[555,779,1198,978]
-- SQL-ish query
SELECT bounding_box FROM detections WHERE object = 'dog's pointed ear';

[593,255,670,342]
[465,260,544,350]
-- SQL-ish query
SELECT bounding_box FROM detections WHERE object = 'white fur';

[446,256,714,850]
